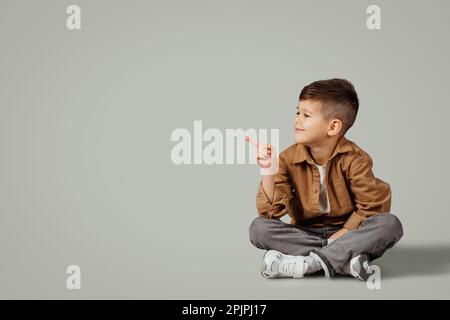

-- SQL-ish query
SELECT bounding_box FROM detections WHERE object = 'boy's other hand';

[328,227,349,241]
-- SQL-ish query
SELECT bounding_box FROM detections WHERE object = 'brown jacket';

[255,136,391,230]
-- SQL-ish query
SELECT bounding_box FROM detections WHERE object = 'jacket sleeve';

[343,154,392,230]
[255,152,295,219]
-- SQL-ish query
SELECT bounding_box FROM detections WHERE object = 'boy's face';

[294,99,330,145]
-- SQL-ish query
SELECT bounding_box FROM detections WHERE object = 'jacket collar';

[292,135,353,165]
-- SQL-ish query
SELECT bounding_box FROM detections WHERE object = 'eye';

[304,114,310,117]
[296,112,300,115]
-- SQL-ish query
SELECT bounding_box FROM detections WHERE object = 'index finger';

[245,135,259,147]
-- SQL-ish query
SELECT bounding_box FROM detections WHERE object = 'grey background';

[1,0,449,299]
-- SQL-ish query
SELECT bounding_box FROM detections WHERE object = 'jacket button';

[313,189,318,194]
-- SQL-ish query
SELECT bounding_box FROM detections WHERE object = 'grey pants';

[249,213,403,276]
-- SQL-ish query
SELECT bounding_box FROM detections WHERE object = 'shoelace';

[279,257,305,278]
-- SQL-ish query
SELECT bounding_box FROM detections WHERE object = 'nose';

[295,114,302,126]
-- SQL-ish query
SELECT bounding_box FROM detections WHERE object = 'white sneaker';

[348,254,370,281]
[261,250,307,279]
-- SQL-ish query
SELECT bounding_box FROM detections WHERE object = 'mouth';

[295,128,305,132]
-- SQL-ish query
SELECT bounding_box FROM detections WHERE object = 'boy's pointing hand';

[245,136,279,175]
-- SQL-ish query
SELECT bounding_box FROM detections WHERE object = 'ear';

[327,119,343,137]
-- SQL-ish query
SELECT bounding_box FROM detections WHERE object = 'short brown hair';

[299,78,359,134]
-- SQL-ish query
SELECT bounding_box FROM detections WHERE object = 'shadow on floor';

[374,244,450,279]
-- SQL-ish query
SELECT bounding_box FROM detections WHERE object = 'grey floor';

[168,243,450,300]
[1,212,449,299]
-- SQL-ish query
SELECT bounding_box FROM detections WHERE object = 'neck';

[307,137,340,166]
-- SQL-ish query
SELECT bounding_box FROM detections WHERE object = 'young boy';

[248,78,403,280]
